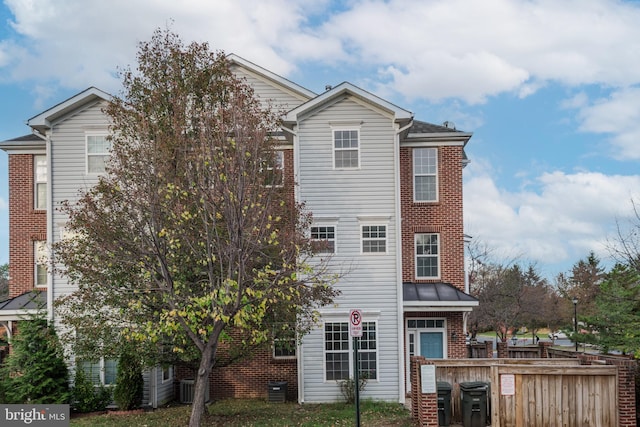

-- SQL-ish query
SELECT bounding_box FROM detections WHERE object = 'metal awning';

[0,290,46,321]
[403,282,478,312]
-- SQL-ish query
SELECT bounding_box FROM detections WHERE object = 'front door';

[406,318,447,391]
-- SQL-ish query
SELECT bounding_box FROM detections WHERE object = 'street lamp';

[572,297,578,352]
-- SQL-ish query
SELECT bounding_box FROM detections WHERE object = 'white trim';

[85,132,111,175]
[331,127,361,170]
[415,233,441,280]
[413,147,438,203]
[405,318,448,392]
[360,222,388,255]
[311,223,337,254]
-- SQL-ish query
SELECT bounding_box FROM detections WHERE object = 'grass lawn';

[70,399,414,426]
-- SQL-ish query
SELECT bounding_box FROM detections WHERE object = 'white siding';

[231,65,309,111]
[297,97,401,402]
[51,100,110,302]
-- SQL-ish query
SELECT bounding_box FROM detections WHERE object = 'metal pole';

[354,336,361,427]
[573,299,578,352]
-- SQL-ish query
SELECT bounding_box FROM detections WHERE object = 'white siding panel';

[298,97,401,402]
[231,66,308,111]
[51,100,110,302]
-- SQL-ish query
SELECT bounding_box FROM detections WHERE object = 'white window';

[86,134,111,174]
[311,225,336,253]
[34,241,47,287]
[416,233,439,278]
[414,148,438,202]
[263,151,284,187]
[80,359,118,386]
[324,321,377,381]
[333,129,359,168]
[34,155,47,210]
[362,225,386,253]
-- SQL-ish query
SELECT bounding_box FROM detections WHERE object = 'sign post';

[349,309,363,427]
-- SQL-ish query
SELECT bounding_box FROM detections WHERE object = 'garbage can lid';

[459,381,488,391]
[437,381,452,390]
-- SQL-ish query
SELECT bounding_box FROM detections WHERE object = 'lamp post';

[572,297,578,352]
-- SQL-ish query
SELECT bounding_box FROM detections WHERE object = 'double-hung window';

[311,225,336,254]
[34,241,47,287]
[333,129,359,168]
[80,359,118,386]
[362,225,386,253]
[86,134,111,174]
[34,155,47,210]
[413,148,438,202]
[324,321,377,381]
[415,233,439,278]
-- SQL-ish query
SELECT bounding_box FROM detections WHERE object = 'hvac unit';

[179,379,209,403]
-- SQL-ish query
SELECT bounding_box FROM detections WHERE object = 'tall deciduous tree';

[54,29,338,427]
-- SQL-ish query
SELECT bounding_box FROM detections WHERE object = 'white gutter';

[394,118,413,404]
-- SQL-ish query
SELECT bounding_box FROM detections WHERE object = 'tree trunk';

[188,340,216,427]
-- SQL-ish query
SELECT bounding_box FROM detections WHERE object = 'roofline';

[27,87,112,133]
[227,54,317,100]
[0,134,46,153]
[283,82,413,124]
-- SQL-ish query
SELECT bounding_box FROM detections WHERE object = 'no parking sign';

[349,309,362,337]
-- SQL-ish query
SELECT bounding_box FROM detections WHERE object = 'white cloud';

[3,0,640,106]
[570,87,640,160]
[464,158,640,273]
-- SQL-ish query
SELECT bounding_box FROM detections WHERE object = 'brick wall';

[175,344,298,402]
[7,154,46,298]
[399,146,465,289]
[410,356,439,427]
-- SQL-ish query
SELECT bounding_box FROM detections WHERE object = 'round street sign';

[349,309,363,337]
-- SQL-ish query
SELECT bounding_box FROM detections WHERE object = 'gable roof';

[403,120,473,144]
[27,87,111,134]
[283,81,413,125]
[227,54,317,101]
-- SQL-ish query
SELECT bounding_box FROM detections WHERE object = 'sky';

[2,0,640,280]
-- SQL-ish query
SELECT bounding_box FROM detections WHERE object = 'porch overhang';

[0,290,46,321]
[403,282,478,312]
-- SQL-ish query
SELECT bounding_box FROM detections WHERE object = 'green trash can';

[460,381,489,427]
[437,381,452,426]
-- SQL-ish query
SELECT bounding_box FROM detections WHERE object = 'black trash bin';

[267,381,287,403]
[459,381,489,427]
[437,381,452,427]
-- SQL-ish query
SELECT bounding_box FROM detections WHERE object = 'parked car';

[548,331,567,339]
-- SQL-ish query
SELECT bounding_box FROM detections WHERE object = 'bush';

[0,317,70,403]
[339,374,368,404]
[113,343,143,410]
[71,365,112,413]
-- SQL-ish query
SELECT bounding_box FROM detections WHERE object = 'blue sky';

[2,0,640,279]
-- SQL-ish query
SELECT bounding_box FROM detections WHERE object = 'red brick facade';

[7,154,46,298]
[399,146,465,288]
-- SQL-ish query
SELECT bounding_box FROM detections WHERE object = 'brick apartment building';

[0,55,476,404]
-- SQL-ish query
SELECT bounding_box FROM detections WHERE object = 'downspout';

[44,129,54,323]
[394,119,413,402]
[281,124,305,403]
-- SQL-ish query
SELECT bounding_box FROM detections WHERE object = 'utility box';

[437,381,452,426]
[460,381,489,427]
[267,381,287,403]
